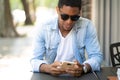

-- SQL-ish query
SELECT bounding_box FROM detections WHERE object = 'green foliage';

[10,0,58,10]
[10,0,41,10]
[10,0,23,10]
[40,0,58,8]
[34,0,40,7]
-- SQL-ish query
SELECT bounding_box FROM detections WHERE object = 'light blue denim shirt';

[30,17,103,72]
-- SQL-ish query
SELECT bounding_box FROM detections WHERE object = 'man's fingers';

[66,70,82,77]
[51,61,62,67]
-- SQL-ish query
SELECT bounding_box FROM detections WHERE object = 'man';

[30,0,103,77]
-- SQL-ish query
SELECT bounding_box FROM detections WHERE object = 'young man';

[30,0,103,77]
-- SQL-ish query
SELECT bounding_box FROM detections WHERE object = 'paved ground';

[0,26,34,80]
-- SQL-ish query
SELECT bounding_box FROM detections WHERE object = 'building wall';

[82,0,92,20]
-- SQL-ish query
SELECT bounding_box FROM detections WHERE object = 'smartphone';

[60,61,75,69]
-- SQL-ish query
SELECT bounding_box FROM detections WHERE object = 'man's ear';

[56,6,59,14]
[80,9,82,16]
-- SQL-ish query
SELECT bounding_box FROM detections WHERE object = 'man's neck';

[59,29,71,37]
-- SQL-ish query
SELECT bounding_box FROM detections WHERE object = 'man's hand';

[40,61,65,76]
[65,61,84,77]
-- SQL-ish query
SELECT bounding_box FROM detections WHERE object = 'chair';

[110,42,120,67]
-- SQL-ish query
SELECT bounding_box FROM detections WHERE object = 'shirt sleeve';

[30,25,47,72]
[83,21,103,71]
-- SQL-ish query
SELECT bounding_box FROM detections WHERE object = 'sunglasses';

[60,14,80,21]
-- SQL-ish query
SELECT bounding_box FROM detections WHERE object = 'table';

[31,67,118,80]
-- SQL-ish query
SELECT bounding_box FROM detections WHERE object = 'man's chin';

[64,29,72,32]
[64,27,72,31]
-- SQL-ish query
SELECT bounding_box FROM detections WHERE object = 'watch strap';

[83,65,88,73]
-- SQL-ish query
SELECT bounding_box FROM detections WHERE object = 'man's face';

[57,5,80,32]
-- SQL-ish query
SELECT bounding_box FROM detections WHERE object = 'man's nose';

[66,18,73,24]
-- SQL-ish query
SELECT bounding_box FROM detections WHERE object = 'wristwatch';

[83,65,88,73]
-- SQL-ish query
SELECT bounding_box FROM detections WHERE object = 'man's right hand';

[40,61,66,76]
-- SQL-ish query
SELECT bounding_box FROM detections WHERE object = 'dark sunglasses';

[60,14,80,21]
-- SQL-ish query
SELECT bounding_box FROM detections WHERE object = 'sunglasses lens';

[71,15,80,21]
[61,14,69,20]
[61,14,80,21]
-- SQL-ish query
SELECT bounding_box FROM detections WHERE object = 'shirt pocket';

[45,45,58,63]
[45,36,59,62]
[45,30,60,63]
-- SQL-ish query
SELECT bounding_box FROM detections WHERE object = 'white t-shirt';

[55,29,76,62]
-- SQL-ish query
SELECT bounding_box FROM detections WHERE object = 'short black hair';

[58,0,82,10]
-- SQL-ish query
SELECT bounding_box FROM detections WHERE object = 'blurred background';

[0,0,120,80]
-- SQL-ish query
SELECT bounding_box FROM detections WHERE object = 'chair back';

[110,42,120,67]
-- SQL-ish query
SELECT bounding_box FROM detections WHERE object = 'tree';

[29,0,36,22]
[0,0,19,37]
[21,0,33,25]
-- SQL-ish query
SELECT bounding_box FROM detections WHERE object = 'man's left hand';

[65,61,83,77]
